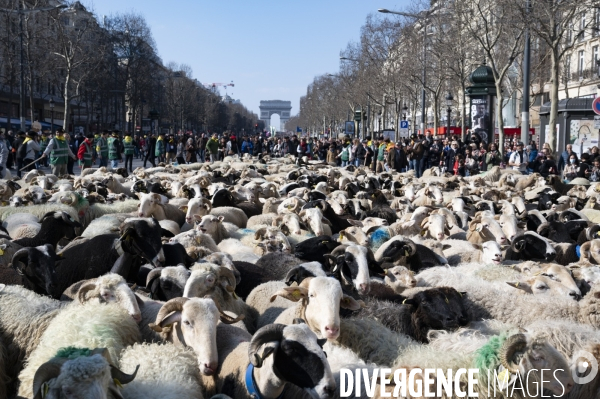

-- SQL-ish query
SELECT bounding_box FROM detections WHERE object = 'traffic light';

[354,110,362,121]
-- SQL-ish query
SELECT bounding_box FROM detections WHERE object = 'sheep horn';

[77,281,98,303]
[499,333,528,374]
[11,248,30,271]
[110,364,139,385]
[32,358,66,399]
[154,297,189,328]
[145,267,163,287]
[248,324,286,368]
[218,266,237,293]
[204,294,245,324]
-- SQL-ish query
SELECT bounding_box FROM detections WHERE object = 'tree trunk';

[548,48,560,153]
[461,84,467,142]
[496,82,505,156]
[63,72,71,130]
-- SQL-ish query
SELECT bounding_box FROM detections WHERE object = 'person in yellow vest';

[41,128,76,176]
[108,130,122,168]
[122,132,135,172]
[96,130,109,167]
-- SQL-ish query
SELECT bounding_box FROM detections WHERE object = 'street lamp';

[95,107,100,133]
[402,103,408,121]
[378,7,437,136]
[0,4,67,131]
[445,92,453,140]
[49,98,54,134]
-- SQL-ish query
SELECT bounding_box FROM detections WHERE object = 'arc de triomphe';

[259,100,292,132]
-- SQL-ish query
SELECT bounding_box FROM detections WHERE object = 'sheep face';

[421,214,449,241]
[299,208,328,237]
[195,215,224,236]
[37,354,113,399]
[120,218,165,267]
[294,236,338,263]
[270,277,360,340]
[338,226,369,247]
[12,244,59,297]
[383,266,417,293]
[146,266,190,301]
[276,213,303,236]
[470,214,508,245]
[405,287,469,341]
[506,275,581,300]
[505,335,573,396]
[580,239,600,264]
[136,192,168,218]
[329,245,372,295]
[478,241,503,265]
[154,298,220,375]
[250,324,336,398]
[183,197,211,224]
[509,232,556,262]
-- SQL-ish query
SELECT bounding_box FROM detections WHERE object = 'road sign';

[593,97,600,116]
[399,120,409,138]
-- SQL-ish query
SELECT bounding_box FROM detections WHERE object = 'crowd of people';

[0,127,598,183]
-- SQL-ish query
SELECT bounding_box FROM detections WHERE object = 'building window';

[566,56,571,81]
[595,8,600,37]
[578,50,585,78]
[594,46,599,67]
[579,12,586,42]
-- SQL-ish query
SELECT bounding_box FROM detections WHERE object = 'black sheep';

[504,232,557,262]
[536,221,573,243]
[162,242,195,267]
[294,235,340,263]
[350,287,470,343]
[0,244,59,297]
[12,211,81,248]
[54,218,164,295]
[365,191,398,225]
[377,238,444,273]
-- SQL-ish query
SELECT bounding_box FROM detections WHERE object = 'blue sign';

[400,121,409,129]
[593,97,600,116]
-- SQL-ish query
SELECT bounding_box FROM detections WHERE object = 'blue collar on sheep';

[245,363,286,399]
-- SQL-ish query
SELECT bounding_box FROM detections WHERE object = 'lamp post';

[445,92,453,140]
[49,98,54,134]
[0,4,67,132]
[128,110,132,134]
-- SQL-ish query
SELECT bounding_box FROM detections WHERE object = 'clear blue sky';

[87,0,410,126]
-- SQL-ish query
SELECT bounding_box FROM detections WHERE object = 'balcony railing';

[566,67,600,82]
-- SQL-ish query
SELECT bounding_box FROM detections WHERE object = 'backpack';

[17,141,27,159]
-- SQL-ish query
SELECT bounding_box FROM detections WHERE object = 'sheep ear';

[269,287,308,302]
[254,228,267,240]
[179,205,188,212]
[217,216,225,223]
[506,281,533,294]
[340,295,363,311]
[472,244,483,251]
[321,217,332,226]
[347,219,363,227]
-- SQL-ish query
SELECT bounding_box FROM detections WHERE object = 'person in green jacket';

[41,128,76,176]
[107,130,122,168]
[205,134,219,164]
[155,133,165,164]
[96,130,109,167]
[39,132,49,167]
[123,132,135,172]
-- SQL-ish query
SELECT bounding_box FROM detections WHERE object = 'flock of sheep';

[0,154,600,398]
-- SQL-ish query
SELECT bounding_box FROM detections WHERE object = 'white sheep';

[118,343,204,399]
[17,302,141,398]
[169,230,220,253]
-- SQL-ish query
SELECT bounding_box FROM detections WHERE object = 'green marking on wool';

[473,333,509,382]
[55,347,91,359]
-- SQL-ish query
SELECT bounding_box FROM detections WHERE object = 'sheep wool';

[17,302,141,398]
[472,333,509,383]
[369,227,391,252]
[119,343,204,399]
